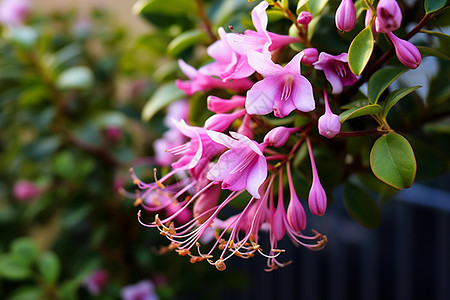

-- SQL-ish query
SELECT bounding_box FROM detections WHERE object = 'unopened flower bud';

[272,201,286,241]
[297,11,312,26]
[387,32,421,69]
[204,109,246,132]
[375,0,402,33]
[263,126,295,147]
[301,48,319,66]
[287,192,307,232]
[237,114,254,139]
[318,91,341,139]
[335,0,356,32]
[207,95,246,114]
[165,202,192,224]
[13,180,40,202]
[307,140,327,216]
[193,184,221,224]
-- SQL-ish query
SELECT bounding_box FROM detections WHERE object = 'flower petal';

[284,51,304,75]
[247,50,284,77]
[246,77,280,115]
[291,75,315,112]
[178,59,198,80]
[246,156,267,199]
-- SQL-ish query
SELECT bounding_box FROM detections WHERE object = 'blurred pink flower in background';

[0,0,31,27]
[13,180,41,202]
[83,269,108,295]
[121,280,158,300]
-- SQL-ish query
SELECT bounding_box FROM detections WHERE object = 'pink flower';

[246,50,315,117]
[193,184,221,224]
[227,1,300,57]
[175,59,253,96]
[0,0,31,27]
[103,126,122,142]
[335,0,356,32]
[13,180,40,202]
[199,27,254,81]
[307,139,327,216]
[207,95,245,113]
[387,32,421,69]
[313,52,357,94]
[206,131,267,199]
[301,48,319,66]
[318,90,341,138]
[204,109,246,132]
[375,0,402,33]
[83,269,108,295]
[121,280,158,300]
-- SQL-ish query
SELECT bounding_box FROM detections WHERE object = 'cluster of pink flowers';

[130,0,420,271]
[336,0,421,69]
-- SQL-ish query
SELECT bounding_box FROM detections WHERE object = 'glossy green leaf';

[296,0,310,13]
[133,0,196,16]
[343,182,381,228]
[7,286,42,300]
[367,67,407,103]
[383,86,421,118]
[307,0,328,16]
[38,252,60,284]
[370,132,416,189]
[168,30,209,57]
[425,0,447,13]
[348,27,374,76]
[11,238,39,265]
[0,255,31,280]
[417,46,450,60]
[57,66,93,90]
[142,81,185,122]
[339,104,382,122]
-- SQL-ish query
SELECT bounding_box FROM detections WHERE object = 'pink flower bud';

[207,95,246,114]
[103,126,122,142]
[335,0,356,32]
[297,11,312,26]
[287,191,307,232]
[307,140,327,216]
[165,202,192,225]
[318,91,341,138]
[387,32,421,69]
[193,184,221,224]
[272,199,286,241]
[263,126,295,147]
[301,48,319,66]
[375,0,402,33]
[204,109,246,132]
[13,180,40,202]
[365,9,372,28]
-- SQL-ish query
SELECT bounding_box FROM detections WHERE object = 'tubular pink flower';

[206,131,267,199]
[246,50,315,117]
[175,59,253,96]
[263,126,297,148]
[313,52,357,94]
[301,48,319,66]
[307,139,327,216]
[13,180,41,202]
[375,0,402,33]
[297,11,312,26]
[83,269,108,296]
[271,175,286,241]
[237,114,254,139]
[204,109,246,132]
[227,1,300,57]
[121,280,158,300]
[193,184,221,224]
[0,0,30,27]
[318,90,341,138]
[207,95,246,114]
[335,0,356,32]
[387,32,421,69]
[199,27,254,81]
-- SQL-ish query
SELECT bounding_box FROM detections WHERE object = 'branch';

[195,0,216,42]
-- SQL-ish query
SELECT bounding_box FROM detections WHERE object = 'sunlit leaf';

[142,81,185,122]
[348,27,374,76]
[339,104,382,122]
[168,30,209,57]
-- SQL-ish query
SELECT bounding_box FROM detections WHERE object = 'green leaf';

[5,26,38,49]
[348,27,374,76]
[11,238,39,266]
[343,182,381,228]
[57,66,93,90]
[7,286,42,300]
[142,82,185,122]
[0,255,31,280]
[296,0,310,13]
[133,0,196,16]
[339,104,382,122]
[38,252,60,284]
[425,0,447,13]
[367,67,407,103]
[307,0,328,16]
[370,132,417,189]
[417,46,450,60]
[382,86,421,118]
[168,30,209,57]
